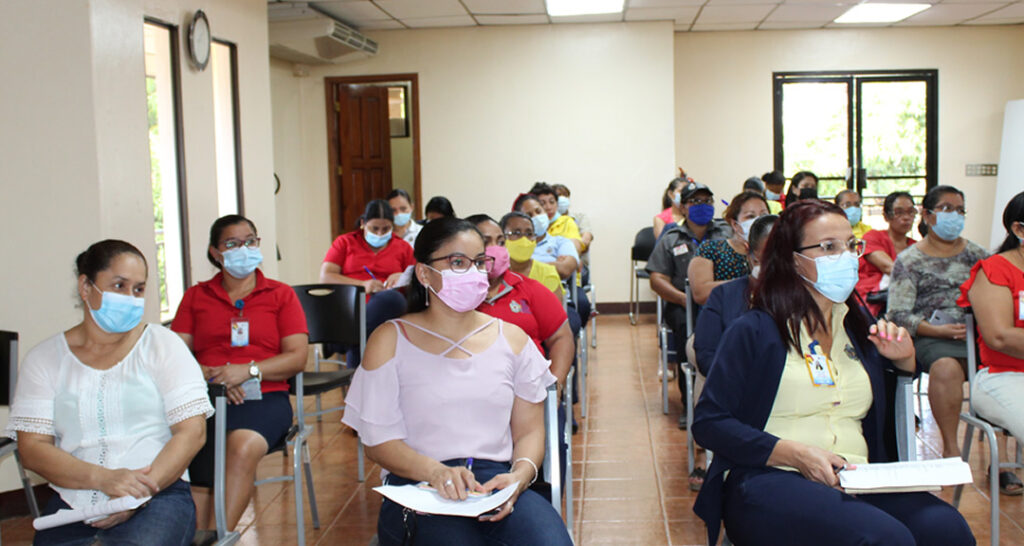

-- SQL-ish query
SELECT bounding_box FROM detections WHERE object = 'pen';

[466,457,474,471]
[363,266,378,280]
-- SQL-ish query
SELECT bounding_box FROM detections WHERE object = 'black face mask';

[798,187,818,200]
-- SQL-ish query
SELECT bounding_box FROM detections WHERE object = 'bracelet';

[512,457,538,486]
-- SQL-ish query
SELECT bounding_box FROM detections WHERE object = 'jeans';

[972,367,1024,440]
[377,459,572,546]
[33,479,196,546]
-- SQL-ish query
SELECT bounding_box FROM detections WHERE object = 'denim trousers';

[33,479,196,546]
[377,458,572,546]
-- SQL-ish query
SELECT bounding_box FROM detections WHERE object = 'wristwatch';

[248,362,261,381]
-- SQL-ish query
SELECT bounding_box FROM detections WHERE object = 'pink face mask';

[485,245,510,280]
[425,266,489,312]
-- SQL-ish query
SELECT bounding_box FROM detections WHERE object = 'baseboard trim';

[595,301,656,315]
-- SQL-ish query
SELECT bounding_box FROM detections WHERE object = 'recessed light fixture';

[834,3,931,24]
[546,0,625,17]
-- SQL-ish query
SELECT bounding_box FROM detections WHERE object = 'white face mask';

[738,218,756,241]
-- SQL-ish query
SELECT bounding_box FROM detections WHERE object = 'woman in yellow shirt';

[500,212,563,299]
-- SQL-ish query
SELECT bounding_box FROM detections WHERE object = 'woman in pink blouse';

[342,218,572,546]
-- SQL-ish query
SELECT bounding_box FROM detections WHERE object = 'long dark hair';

[785,171,818,207]
[207,214,257,268]
[751,200,869,352]
[661,178,686,210]
[77,240,148,281]
[998,191,1024,253]
[407,217,484,313]
[424,196,455,218]
[919,185,964,237]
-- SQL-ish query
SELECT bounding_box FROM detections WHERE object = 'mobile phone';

[929,309,957,326]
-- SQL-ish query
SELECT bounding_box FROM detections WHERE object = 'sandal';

[689,467,706,492]
[998,470,1024,496]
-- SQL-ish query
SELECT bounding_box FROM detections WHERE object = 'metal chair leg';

[357,440,366,482]
[303,442,320,529]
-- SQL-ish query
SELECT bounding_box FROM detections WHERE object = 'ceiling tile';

[897,3,1008,24]
[758,19,830,27]
[632,0,705,6]
[477,14,550,24]
[708,0,784,5]
[696,4,777,23]
[691,21,762,29]
[310,1,392,24]
[462,0,546,15]
[374,0,468,19]
[765,4,850,21]
[357,19,406,29]
[550,12,625,23]
[402,15,478,27]
[965,1,1024,20]
[626,6,702,23]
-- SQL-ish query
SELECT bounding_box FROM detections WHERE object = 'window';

[211,39,243,216]
[144,21,190,322]
[773,70,937,229]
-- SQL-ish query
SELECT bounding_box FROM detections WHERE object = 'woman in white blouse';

[5,240,213,545]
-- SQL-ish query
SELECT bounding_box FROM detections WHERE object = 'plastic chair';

[0,330,41,546]
[629,227,656,325]
[952,313,1023,546]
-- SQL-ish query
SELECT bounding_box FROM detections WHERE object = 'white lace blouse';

[4,325,214,510]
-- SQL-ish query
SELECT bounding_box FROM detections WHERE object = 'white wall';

[271,22,678,301]
[674,26,1024,247]
[0,0,274,493]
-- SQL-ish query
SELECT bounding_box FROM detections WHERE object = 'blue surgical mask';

[765,189,781,201]
[222,247,263,279]
[688,203,715,226]
[844,206,862,226]
[87,285,145,333]
[798,251,859,303]
[531,213,550,236]
[394,212,412,227]
[557,196,570,215]
[672,193,681,206]
[931,211,965,241]
[365,228,392,248]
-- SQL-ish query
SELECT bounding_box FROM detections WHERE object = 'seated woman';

[172,215,309,531]
[835,189,871,239]
[959,190,1024,494]
[513,193,579,281]
[888,185,988,459]
[762,170,786,214]
[388,188,421,244]
[531,182,584,255]
[500,212,563,298]
[320,199,413,366]
[424,195,456,222]
[653,176,687,239]
[692,200,974,546]
[783,170,819,208]
[342,218,573,546]
[552,183,594,267]
[687,190,769,305]
[856,191,917,317]
[7,240,211,545]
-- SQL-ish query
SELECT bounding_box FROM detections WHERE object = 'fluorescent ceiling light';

[547,0,625,17]
[834,3,931,24]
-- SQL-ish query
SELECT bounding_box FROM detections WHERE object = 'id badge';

[805,353,836,387]
[672,244,689,257]
[230,317,249,347]
[1018,291,1024,322]
[240,377,262,401]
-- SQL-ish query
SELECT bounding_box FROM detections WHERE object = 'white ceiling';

[267,0,1024,32]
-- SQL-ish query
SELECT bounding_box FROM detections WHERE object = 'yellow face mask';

[506,237,537,262]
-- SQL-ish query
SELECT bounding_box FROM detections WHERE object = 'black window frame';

[212,37,245,215]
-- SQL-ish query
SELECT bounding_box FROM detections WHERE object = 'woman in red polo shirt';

[171,214,309,532]
[319,199,414,367]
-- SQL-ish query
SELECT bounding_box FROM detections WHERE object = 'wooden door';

[327,84,393,236]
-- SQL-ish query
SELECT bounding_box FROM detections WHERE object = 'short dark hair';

[464,213,496,227]
[424,196,455,218]
[997,191,1024,253]
[882,191,914,218]
[922,185,964,212]
[387,188,413,205]
[762,170,786,187]
[362,199,394,225]
[743,177,765,193]
[834,189,860,205]
[530,182,557,199]
[512,193,540,213]
[748,214,779,252]
[207,214,257,268]
[76,240,148,282]
[407,217,484,313]
[500,211,532,231]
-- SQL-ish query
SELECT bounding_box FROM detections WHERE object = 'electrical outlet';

[965,164,998,176]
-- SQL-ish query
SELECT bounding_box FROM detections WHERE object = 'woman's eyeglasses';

[504,229,535,240]
[221,237,260,250]
[796,238,866,258]
[427,253,494,273]
[928,205,967,216]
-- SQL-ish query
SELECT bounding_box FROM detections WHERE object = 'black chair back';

[0,330,17,406]
[631,227,656,262]
[292,284,366,348]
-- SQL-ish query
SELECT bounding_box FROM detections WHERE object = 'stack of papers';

[839,458,973,494]
[33,496,151,530]
[373,481,519,517]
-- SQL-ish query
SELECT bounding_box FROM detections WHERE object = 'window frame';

[212,37,245,215]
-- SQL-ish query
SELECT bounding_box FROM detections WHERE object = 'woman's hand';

[428,464,479,501]
[206,364,251,389]
[769,440,849,488]
[868,319,916,365]
[98,466,159,500]
[476,472,523,522]
[935,323,967,341]
[89,510,136,529]
[362,278,385,294]
[384,272,403,289]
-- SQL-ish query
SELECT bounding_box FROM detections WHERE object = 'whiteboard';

[991,99,1024,249]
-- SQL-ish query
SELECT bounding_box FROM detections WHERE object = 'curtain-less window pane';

[212,41,242,216]
[144,22,186,322]
[781,82,850,198]
[860,81,928,197]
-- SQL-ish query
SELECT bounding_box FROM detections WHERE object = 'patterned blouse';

[887,241,989,337]
[695,239,750,282]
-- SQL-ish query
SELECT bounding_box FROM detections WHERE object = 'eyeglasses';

[890,207,917,218]
[504,229,535,240]
[796,238,866,258]
[687,198,715,206]
[427,253,495,273]
[221,237,260,250]
[928,205,967,216]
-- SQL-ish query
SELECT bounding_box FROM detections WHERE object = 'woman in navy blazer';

[692,200,973,546]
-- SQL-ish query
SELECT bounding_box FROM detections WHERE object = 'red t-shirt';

[323,231,414,281]
[478,271,567,353]
[171,270,308,393]
[856,229,915,314]
[958,254,1024,374]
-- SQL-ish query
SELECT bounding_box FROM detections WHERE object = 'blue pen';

[362,266,378,280]
[466,457,474,471]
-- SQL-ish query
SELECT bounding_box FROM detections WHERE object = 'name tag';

[230,317,249,347]
[1019,291,1024,321]
[804,340,836,387]
[672,244,689,257]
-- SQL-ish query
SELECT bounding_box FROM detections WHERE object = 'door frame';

[324,73,421,237]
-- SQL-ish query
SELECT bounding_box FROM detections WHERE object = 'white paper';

[839,457,972,492]
[33,495,151,530]
[373,481,519,517]
[390,266,415,289]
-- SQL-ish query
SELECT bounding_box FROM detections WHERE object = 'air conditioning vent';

[269,14,378,65]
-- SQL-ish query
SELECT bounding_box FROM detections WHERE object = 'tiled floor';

[4,314,1024,544]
